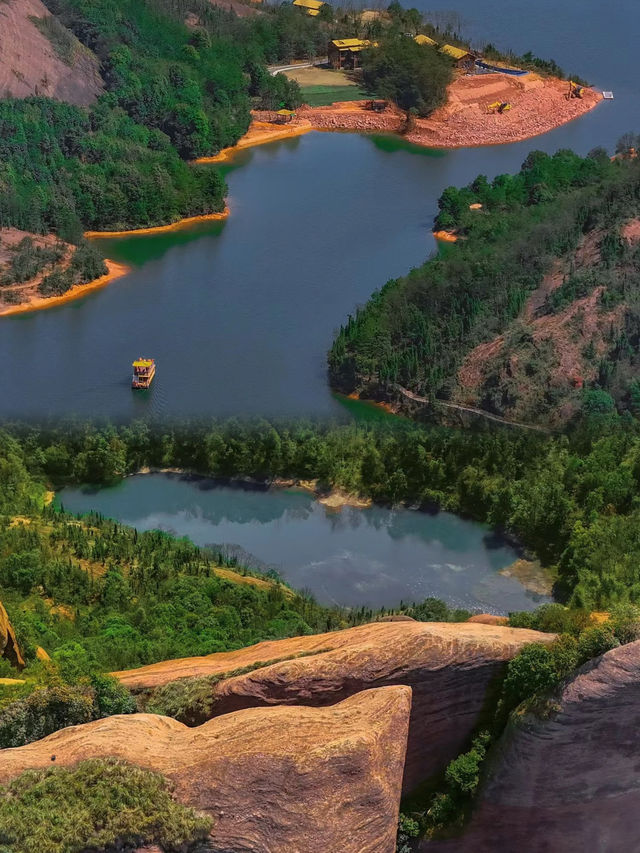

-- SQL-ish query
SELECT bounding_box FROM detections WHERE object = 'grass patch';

[283,67,370,107]
[300,85,370,106]
[0,758,213,853]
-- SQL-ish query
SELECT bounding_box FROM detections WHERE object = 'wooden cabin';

[292,0,325,16]
[328,38,374,70]
[439,44,476,71]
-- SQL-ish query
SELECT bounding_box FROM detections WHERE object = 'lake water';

[57,473,550,613]
[1,0,637,420]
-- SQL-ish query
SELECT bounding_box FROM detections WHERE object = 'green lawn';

[300,85,370,106]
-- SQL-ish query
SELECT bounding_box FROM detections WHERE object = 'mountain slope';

[0,0,103,105]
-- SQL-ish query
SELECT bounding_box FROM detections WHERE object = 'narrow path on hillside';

[394,385,551,433]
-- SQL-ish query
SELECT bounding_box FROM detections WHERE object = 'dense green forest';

[0,97,229,237]
[4,412,640,614]
[329,144,640,424]
[0,0,315,236]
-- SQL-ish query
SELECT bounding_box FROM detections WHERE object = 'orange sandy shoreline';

[195,122,312,164]
[0,260,131,318]
[84,208,230,238]
[196,74,602,164]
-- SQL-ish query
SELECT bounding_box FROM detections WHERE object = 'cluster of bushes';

[38,241,108,296]
[0,647,135,748]
[361,36,452,116]
[0,237,66,287]
[0,759,213,853]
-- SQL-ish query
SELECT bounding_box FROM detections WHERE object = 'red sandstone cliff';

[424,640,640,852]
[115,621,554,792]
[0,686,411,853]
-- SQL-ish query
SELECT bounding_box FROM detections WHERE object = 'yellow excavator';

[567,80,584,99]
[487,101,511,114]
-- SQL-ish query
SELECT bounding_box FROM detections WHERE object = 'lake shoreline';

[60,470,552,613]
[198,74,601,164]
[132,468,372,509]
[84,208,230,238]
[0,259,131,318]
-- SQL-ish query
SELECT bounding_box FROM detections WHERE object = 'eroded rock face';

[115,622,554,792]
[0,687,410,853]
[424,641,640,852]
[0,601,25,670]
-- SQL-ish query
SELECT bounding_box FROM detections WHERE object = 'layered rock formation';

[0,600,25,669]
[0,687,410,853]
[115,621,554,791]
[424,640,640,852]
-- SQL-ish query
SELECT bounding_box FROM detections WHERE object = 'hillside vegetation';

[329,144,640,427]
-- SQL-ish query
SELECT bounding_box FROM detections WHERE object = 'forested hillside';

[0,0,307,236]
[329,142,640,426]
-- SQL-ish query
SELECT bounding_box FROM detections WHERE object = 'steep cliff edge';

[0,686,411,853]
[114,621,555,792]
[424,640,640,852]
[0,0,103,105]
[0,601,24,670]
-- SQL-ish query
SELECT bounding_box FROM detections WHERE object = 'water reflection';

[59,473,550,613]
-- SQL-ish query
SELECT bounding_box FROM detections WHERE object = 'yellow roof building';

[439,43,472,61]
[293,0,325,15]
[414,34,438,47]
[330,38,373,52]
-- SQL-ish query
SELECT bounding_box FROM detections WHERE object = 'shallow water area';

[58,473,551,613]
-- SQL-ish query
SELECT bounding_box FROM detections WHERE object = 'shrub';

[576,625,619,662]
[0,759,213,853]
[146,675,219,725]
[90,673,137,717]
[610,604,640,644]
[0,682,94,748]
[501,643,559,709]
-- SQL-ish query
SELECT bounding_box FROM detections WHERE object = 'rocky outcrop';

[0,0,103,105]
[424,641,640,852]
[0,601,25,670]
[0,687,411,853]
[115,621,554,792]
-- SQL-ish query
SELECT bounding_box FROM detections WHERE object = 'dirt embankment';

[0,0,103,105]
[0,228,129,318]
[201,73,601,164]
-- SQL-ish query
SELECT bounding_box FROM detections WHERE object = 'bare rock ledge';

[114,621,555,792]
[0,686,411,853]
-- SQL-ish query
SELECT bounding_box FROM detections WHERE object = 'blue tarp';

[475,60,528,76]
